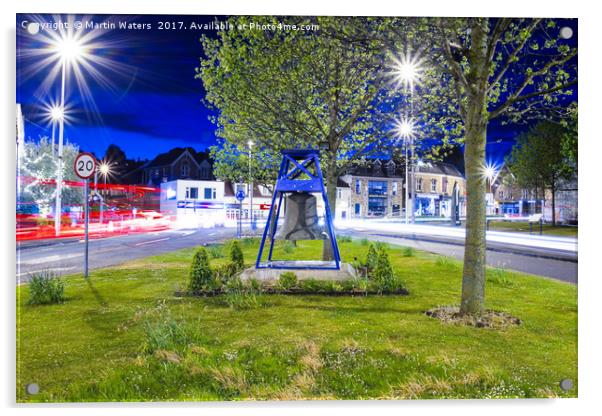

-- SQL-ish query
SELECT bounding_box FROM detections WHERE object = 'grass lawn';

[17,239,577,402]
[487,221,578,237]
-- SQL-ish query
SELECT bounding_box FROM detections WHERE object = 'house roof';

[415,161,464,178]
[345,160,404,178]
[145,147,212,168]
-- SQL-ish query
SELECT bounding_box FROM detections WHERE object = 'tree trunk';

[460,108,488,316]
[551,185,556,226]
[322,171,337,261]
[459,19,489,316]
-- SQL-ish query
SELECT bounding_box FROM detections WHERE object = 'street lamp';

[247,140,255,231]
[393,116,416,225]
[51,33,86,237]
[47,104,64,156]
[389,50,423,224]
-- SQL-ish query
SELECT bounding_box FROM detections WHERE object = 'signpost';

[235,188,246,239]
[74,152,96,278]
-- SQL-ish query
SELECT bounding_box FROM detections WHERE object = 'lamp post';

[52,35,84,237]
[391,51,422,224]
[49,105,63,156]
[248,140,255,231]
[98,162,111,225]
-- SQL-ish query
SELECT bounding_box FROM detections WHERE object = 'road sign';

[236,189,246,201]
[73,152,96,278]
[74,152,97,179]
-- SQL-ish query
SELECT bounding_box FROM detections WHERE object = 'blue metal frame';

[255,149,341,270]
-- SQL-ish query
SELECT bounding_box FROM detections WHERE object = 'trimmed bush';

[229,241,244,272]
[28,271,65,305]
[188,248,215,293]
[372,247,395,292]
[365,243,378,275]
[278,272,298,291]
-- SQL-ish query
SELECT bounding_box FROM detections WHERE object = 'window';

[200,167,209,179]
[204,187,216,199]
[355,179,361,195]
[431,179,437,192]
[181,161,190,178]
[354,203,361,216]
[185,187,198,199]
[368,181,387,195]
[368,197,387,216]
[499,190,504,199]
[442,177,448,194]
[392,182,398,196]
[337,189,342,199]
[416,178,423,192]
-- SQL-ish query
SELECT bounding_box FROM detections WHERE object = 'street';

[16,223,577,284]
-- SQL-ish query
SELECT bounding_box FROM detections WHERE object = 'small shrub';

[279,272,298,291]
[223,277,261,309]
[338,235,352,243]
[402,246,416,257]
[372,247,395,292]
[28,271,65,305]
[282,240,295,254]
[188,248,215,293]
[359,237,369,246]
[229,241,245,272]
[206,244,224,259]
[365,243,378,275]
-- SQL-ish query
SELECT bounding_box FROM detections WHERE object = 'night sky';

[16,14,577,166]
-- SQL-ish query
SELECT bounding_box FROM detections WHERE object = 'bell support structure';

[255,149,341,270]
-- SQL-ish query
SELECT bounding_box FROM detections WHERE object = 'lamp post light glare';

[390,52,424,92]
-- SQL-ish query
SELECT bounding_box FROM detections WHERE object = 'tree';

[406,18,577,315]
[506,122,574,226]
[18,137,81,215]
[197,16,395,260]
[101,144,127,183]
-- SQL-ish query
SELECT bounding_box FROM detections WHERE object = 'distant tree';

[197,16,396,260]
[102,144,127,183]
[18,137,81,215]
[506,121,575,226]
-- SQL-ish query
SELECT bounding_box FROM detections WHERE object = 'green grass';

[16,239,577,402]
[487,221,577,237]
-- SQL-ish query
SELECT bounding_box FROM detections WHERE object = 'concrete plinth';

[240,262,357,282]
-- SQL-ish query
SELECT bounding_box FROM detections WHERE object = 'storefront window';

[368,197,386,216]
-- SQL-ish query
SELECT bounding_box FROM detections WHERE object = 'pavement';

[16,222,578,284]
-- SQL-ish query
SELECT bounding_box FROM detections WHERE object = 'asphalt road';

[16,225,577,284]
[16,227,237,283]
[339,228,577,284]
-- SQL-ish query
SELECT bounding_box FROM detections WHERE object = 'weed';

[27,270,65,305]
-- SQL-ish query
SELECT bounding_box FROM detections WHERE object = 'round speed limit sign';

[74,152,97,179]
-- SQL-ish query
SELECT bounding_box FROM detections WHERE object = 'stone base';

[240,262,357,282]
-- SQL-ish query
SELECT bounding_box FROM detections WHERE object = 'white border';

[2,1,600,415]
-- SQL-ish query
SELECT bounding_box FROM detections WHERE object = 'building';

[412,161,466,217]
[160,179,226,227]
[491,169,545,216]
[340,159,405,218]
[141,147,214,186]
[340,160,465,219]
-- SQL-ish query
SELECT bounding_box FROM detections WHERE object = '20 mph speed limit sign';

[74,152,97,179]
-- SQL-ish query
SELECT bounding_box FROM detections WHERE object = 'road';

[16,227,237,283]
[16,224,577,284]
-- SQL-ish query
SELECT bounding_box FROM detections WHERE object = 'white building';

[160,179,226,228]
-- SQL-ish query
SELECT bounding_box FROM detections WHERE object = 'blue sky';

[16,14,577,165]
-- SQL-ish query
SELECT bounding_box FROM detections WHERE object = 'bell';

[275,193,328,240]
